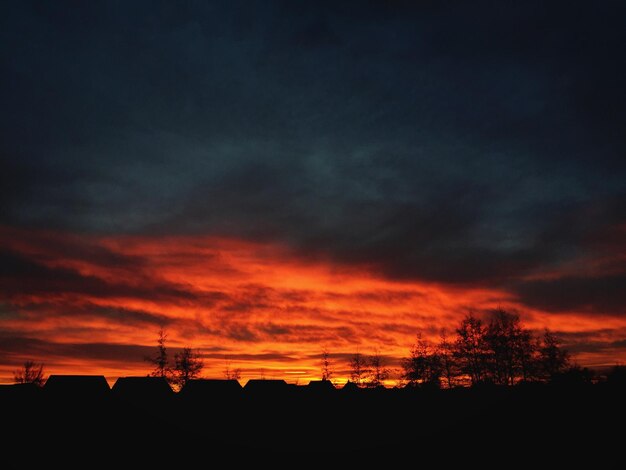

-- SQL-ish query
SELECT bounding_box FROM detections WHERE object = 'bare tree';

[438,330,457,389]
[485,310,530,385]
[173,347,204,390]
[516,326,537,382]
[399,313,573,389]
[402,333,442,388]
[455,314,489,386]
[223,362,242,381]
[146,328,171,379]
[539,330,570,380]
[368,350,390,388]
[349,352,369,387]
[321,348,333,381]
[13,360,45,386]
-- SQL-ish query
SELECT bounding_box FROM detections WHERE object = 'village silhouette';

[2,311,625,465]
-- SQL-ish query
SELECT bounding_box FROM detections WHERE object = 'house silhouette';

[112,376,173,401]
[243,379,289,397]
[341,381,360,393]
[179,379,242,400]
[306,379,336,394]
[44,375,110,398]
[0,382,41,401]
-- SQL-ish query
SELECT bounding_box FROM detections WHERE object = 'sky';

[1,0,625,385]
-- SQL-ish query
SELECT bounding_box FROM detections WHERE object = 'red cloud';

[1,225,625,384]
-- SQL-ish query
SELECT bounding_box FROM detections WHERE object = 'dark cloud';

[549,328,626,349]
[12,302,175,329]
[303,350,405,370]
[0,332,324,373]
[553,329,626,356]
[0,333,232,368]
[514,273,626,315]
[223,323,259,342]
[201,352,300,363]
[1,0,625,290]
[328,290,427,304]
[0,227,145,270]
[219,321,356,344]
[0,335,154,366]
[257,323,355,344]
[0,249,224,305]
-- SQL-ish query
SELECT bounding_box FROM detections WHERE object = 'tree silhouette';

[398,311,576,388]
[485,310,536,385]
[13,360,45,386]
[223,362,242,381]
[146,328,171,380]
[539,330,570,380]
[173,347,204,390]
[437,330,457,389]
[349,352,369,387]
[485,310,516,385]
[455,314,489,385]
[368,350,390,388]
[515,325,537,382]
[402,333,441,388]
[321,348,333,381]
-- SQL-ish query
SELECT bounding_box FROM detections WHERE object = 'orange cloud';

[1,226,625,385]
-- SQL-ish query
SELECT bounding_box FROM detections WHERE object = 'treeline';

[12,309,616,390]
[395,309,575,388]
[144,308,598,389]
[145,329,206,389]
[338,309,579,389]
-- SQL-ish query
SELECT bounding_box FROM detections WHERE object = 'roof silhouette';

[342,381,360,392]
[244,379,289,395]
[307,380,336,392]
[44,375,110,396]
[0,382,41,399]
[112,376,173,400]
[179,379,242,399]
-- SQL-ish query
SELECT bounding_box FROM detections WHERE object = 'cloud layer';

[0,1,624,382]
[1,227,624,383]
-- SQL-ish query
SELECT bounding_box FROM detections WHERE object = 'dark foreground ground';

[2,381,625,468]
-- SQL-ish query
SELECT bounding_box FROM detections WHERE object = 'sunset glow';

[1,1,625,387]
[2,226,624,385]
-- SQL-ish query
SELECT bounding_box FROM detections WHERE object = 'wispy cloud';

[1,227,625,383]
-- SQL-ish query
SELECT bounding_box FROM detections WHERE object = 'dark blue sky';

[1,1,625,311]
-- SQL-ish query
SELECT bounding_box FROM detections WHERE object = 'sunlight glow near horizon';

[1,226,625,384]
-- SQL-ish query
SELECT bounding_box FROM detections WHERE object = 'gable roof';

[179,379,242,398]
[44,375,110,396]
[112,376,173,399]
[243,379,289,395]
[307,380,336,392]
[341,381,360,392]
[0,382,41,399]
